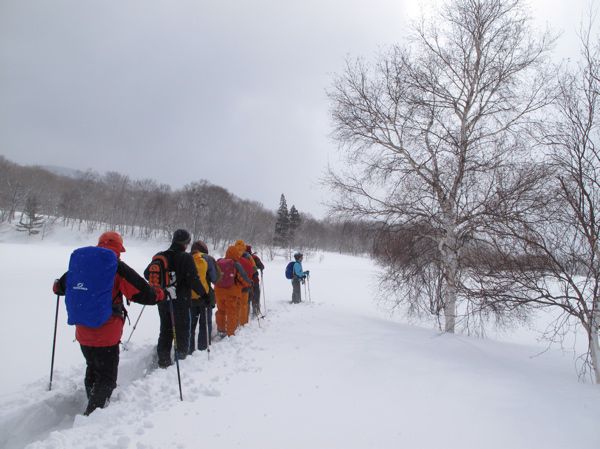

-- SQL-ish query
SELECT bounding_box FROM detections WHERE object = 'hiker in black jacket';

[145,229,206,368]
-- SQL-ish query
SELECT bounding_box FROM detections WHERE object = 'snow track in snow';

[0,344,161,449]
[2,231,600,449]
[1,311,273,449]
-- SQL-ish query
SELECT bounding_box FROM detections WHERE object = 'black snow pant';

[80,344,119,415]
[189,302,212,353]
[292,277,302,303]
[157,297,191,366]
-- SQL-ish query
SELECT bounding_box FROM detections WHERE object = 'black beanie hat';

[191,240,209,254]
[172,229,191,245]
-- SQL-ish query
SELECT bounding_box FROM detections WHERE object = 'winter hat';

[226,245,242,261]
[294,252,303,260]
[172,229,191,246]
[98,231,126,253]
[191,240,209,254]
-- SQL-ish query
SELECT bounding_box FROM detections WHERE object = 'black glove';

[52,279,65,296]
[305,270,310,276]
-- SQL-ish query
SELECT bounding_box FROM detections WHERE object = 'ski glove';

[52,279,65,296]
[305,270,310,276]
[165,286,177,300]
[153,286,166,302]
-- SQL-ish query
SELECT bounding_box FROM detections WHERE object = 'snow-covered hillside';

[0,224,599,449]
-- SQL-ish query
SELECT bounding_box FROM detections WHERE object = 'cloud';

[0,0,590,216]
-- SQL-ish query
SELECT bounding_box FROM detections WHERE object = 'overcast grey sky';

[0,0,595,217]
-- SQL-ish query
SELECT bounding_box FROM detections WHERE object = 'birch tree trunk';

[591,300,600,383]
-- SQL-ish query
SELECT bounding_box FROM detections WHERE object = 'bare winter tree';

[327,0,554,332]
[0,155,373,255]
[473,19,600,381]
[181,181,208,242]
[0,156,26,223]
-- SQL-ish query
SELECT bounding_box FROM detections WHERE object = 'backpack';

[215,258,236,288]
[65,246,118,328]
[213,256,223,284]
[285,261,295,280]
[191,252,209,300]
[146,251,173,289]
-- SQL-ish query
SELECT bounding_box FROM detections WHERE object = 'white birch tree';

[328,0,554,332]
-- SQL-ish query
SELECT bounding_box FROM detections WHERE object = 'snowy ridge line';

[0,308,276,449]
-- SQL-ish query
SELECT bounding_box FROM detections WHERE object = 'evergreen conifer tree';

[288,205,301,246]
[16,194,45,235]
[274,194,289,247]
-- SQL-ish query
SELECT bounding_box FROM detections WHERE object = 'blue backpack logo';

[285,261,295,280]
[65,246,118,328]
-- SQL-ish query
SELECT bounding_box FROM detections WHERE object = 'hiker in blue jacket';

[291,252,309,304]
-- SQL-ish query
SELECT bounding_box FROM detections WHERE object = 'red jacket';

[238,256,255,282]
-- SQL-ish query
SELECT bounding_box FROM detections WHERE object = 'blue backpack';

[65,246,118,328]
[285,261,295,280]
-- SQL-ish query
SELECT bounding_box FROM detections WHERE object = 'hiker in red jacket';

[53,231,165,416]
[247,245,265,317]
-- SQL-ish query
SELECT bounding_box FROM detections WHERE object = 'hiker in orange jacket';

[234,240,257,325]
[214,245,252,337]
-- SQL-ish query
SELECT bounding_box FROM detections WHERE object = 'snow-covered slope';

[0,225,599,449]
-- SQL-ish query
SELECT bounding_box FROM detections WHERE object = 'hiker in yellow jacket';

[189,241,220,353]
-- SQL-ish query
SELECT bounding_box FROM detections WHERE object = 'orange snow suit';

[215,245,251,336]
[234,240,257,325]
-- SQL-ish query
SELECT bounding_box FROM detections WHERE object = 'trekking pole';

[254,306,262,328]
[123,305,146,350]
[260,270,267,314]
[49,294,60,391]
[303,280,307,302]
[167,298,184,401]
[206,305,211,361]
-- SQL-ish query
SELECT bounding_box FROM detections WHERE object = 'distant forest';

[0,155,373,254]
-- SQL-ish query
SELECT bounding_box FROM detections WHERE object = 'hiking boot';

[83,403,97,416]
[158,358,172,369]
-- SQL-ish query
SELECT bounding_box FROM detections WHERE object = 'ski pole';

[260,270,267,313]
[168,298,183,401]
[49,294,60,391]
[254,304,262,328]
[206,304,211,361]
[123,305,146,350]
[307,275,312,302]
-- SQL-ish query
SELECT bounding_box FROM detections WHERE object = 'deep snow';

[0,224,599,449]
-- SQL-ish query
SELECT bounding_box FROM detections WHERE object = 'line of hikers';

[50,229,278,416]
[146,229,266,369]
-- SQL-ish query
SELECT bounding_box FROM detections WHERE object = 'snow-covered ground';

[1,223,599,449]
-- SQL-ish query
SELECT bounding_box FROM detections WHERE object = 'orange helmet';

[98,231,126,253]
